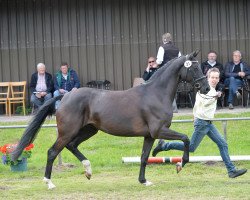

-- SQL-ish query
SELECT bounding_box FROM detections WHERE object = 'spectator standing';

[155,32,181,67]
[155,32,181,112]
[30,63,53,111]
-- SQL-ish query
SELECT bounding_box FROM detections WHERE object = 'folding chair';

[176,81,194,108]
[8,81,26,116]
[243,77,250,107]
[0,82,10,115]
[86,80,111,90]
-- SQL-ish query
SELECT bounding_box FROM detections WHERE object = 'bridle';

[184,60,220,99]
[184,60,207,89]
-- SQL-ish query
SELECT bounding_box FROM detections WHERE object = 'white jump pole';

[122,155,250,164]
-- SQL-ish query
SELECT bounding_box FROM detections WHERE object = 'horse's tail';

[11,95,64,161]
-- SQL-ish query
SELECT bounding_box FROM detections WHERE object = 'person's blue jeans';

[30,93,52,109]
[224,77,243,104]
[53,90,68,109]
[162,118,236,174]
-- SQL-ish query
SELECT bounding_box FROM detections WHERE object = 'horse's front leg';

[138,136,155,186]
[153,127,190,168]
[182,135,190,167]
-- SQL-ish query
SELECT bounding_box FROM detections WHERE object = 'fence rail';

[1,117,250,141]
[1,117,249,165]
[171,117,250,140]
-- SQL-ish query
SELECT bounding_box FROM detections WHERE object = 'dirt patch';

[203,161,218,166]
[52,163,76,172]
[0,186,10,190]
[202,161,224,167]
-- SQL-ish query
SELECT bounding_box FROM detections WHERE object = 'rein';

[193,76,206,83]
[184,60,216,100]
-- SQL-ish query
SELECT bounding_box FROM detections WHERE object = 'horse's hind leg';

[139,136,155,186]
[43,137,71,189]
[66,124,98,180]
[43,122,88,189]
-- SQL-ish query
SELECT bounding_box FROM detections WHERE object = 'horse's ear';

[187,49,200,59]
[193,49,200,57]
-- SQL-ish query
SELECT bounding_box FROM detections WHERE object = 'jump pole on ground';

[122,155,250,164]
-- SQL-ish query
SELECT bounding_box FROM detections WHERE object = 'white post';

[222,121,227,141]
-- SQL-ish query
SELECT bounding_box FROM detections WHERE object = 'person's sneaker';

[236,91,242,100]
[228,103,234,109]
[152,139,166,157]
[229,169,247,178]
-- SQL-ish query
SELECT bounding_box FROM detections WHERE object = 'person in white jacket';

[152,67,247,178]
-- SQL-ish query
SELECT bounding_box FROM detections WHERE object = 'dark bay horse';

[12,51,210,189]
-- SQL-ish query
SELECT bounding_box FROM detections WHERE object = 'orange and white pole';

[122,155,250,164]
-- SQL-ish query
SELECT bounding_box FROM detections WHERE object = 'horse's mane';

[145,57,179,83]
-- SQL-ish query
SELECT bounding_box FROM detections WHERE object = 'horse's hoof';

[85,172,92,180]
[142,180,153,186]
[176,162,182,173]
[82,160,92,180]
[48,183,56,190]
[43,177,56,189]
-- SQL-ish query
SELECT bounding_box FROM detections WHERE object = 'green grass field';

[0,112,250,199]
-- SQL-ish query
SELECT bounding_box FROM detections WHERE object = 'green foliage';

[0,113,249,199]
[15,106,32,115]
[1,143,34,166]
[3,151,31,166]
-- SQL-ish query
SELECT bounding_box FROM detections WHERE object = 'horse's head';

[180,50,210,94]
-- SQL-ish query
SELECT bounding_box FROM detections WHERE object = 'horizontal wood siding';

[0,0,250,92]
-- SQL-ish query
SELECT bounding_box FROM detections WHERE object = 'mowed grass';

[0,112,250,199]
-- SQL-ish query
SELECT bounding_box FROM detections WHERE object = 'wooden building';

[0,0,249,101]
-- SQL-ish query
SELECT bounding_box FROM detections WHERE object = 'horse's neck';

[148,58,185,101]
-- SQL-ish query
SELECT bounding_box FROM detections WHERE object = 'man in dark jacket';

[142,57,158,81]
[30,63,53,109]
[224,50,250,109]
[53,62,80,109]
[200,51,225,107]
[200,51,225,92]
